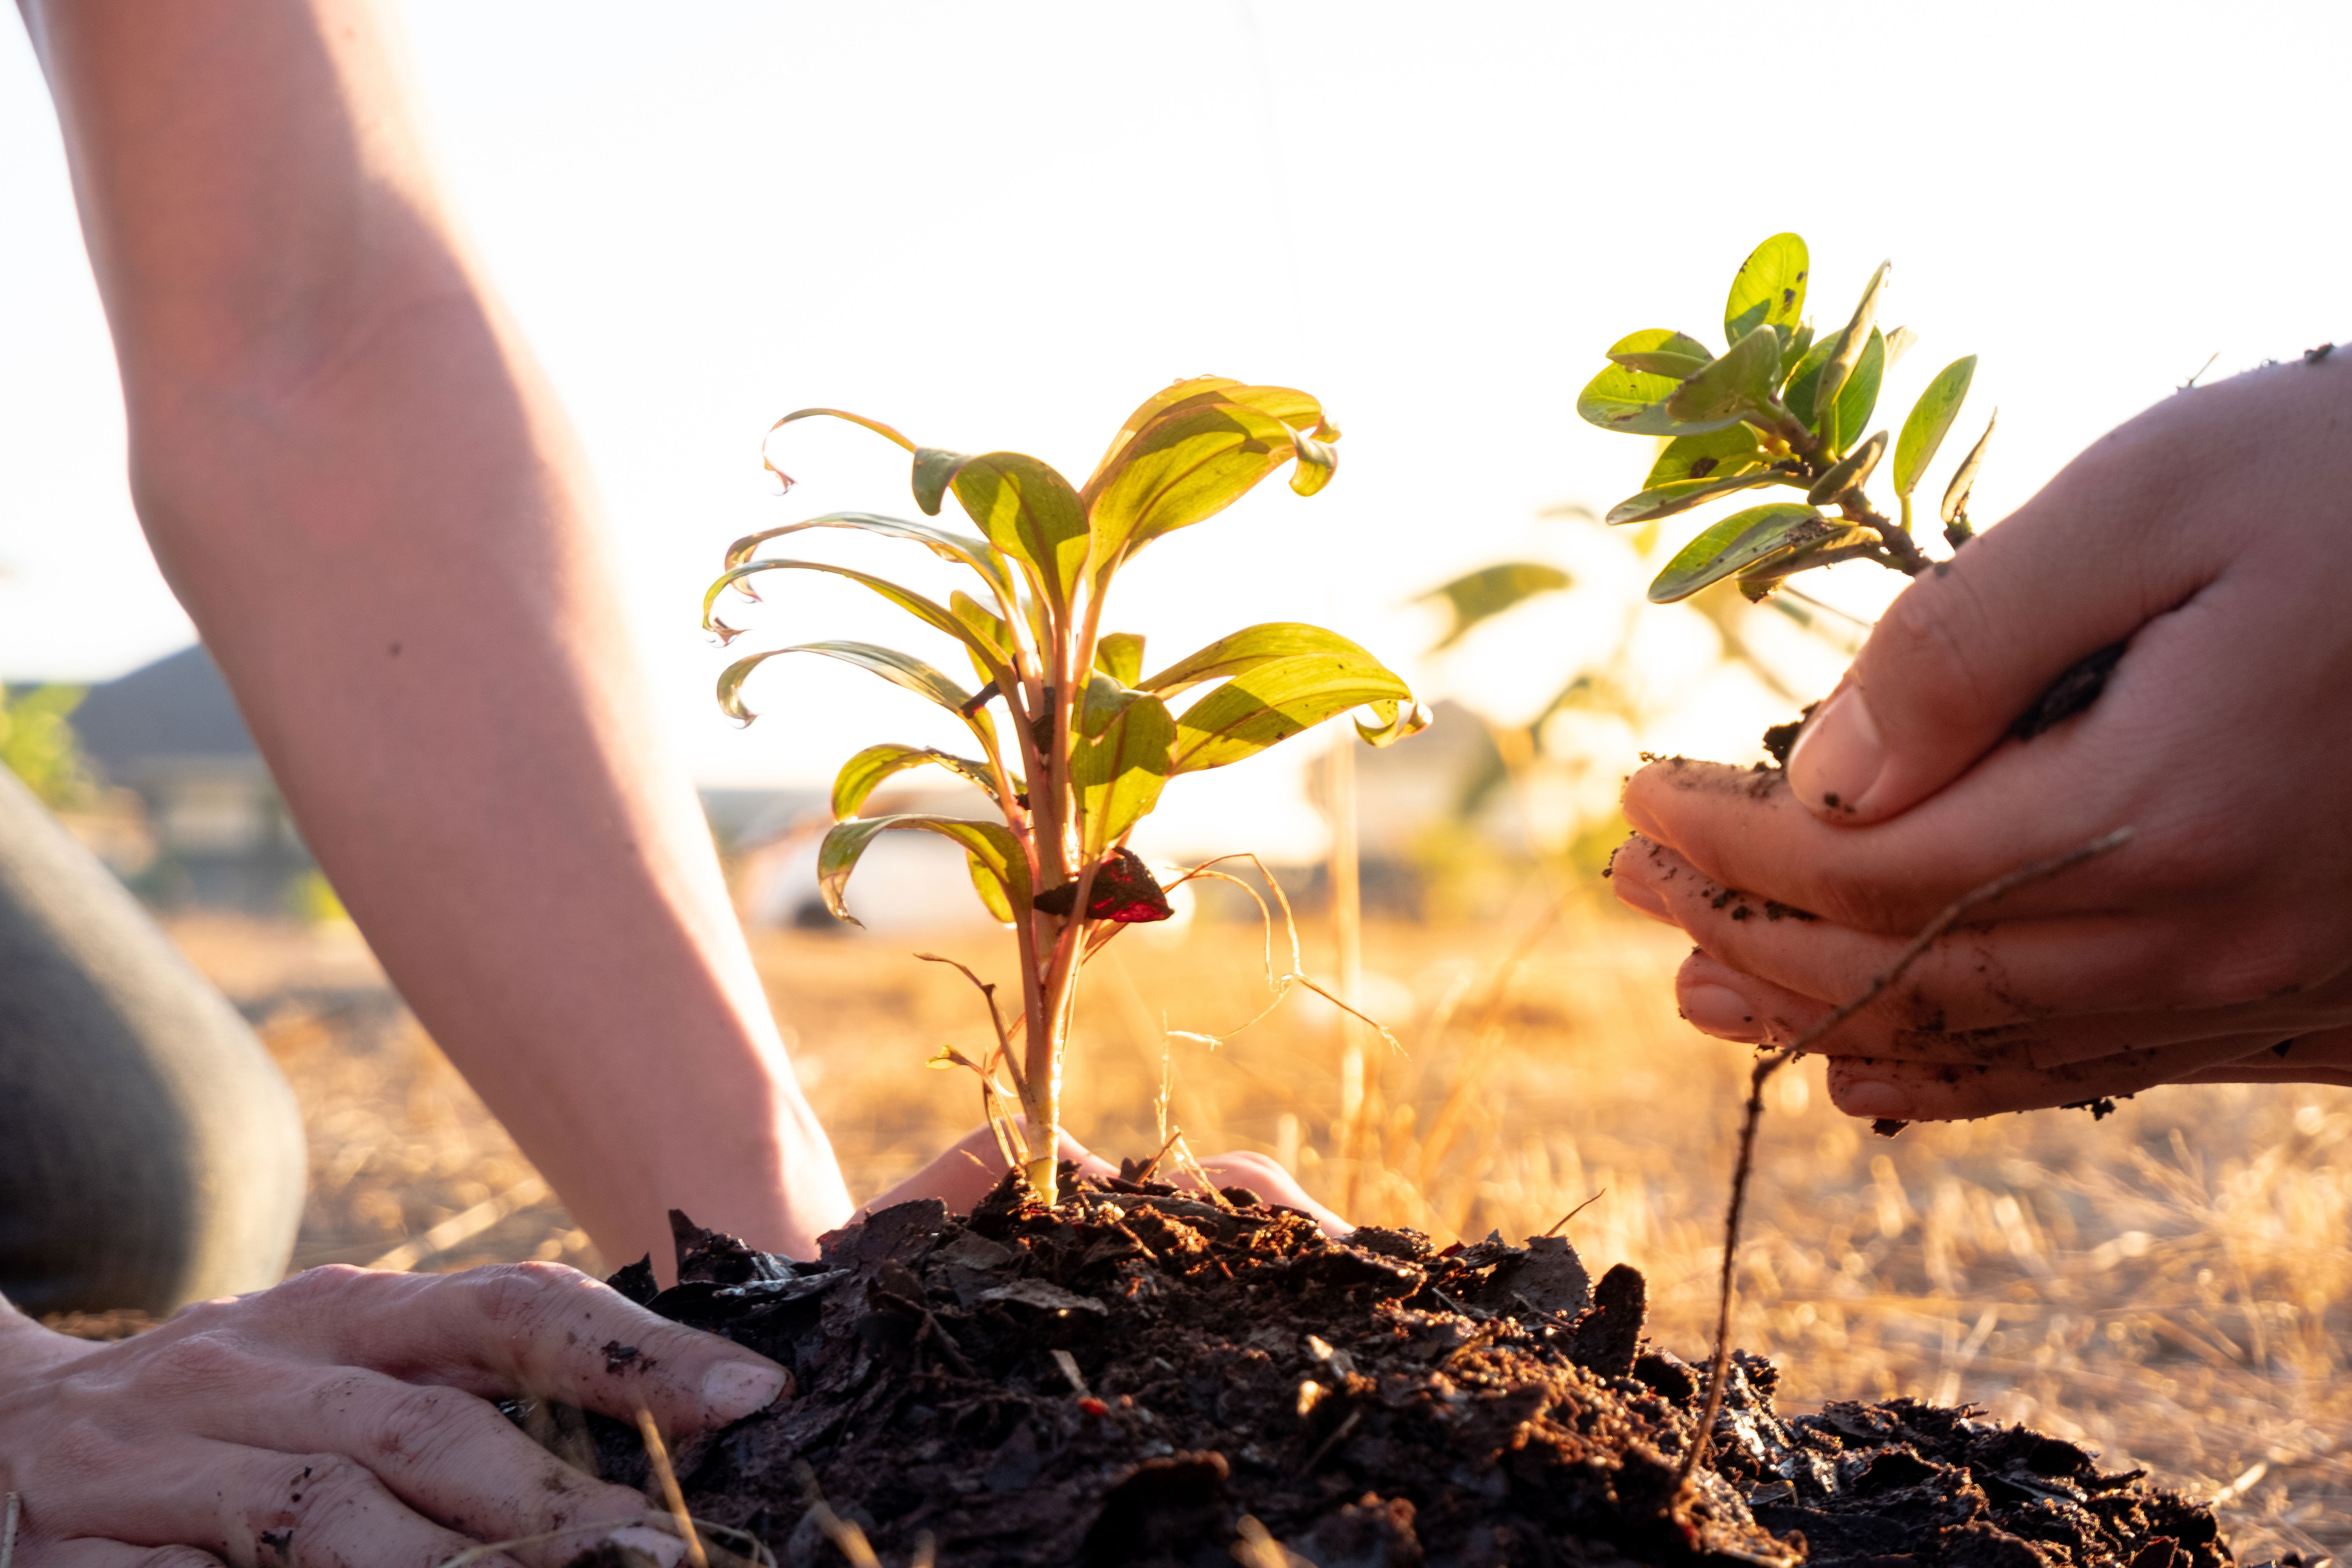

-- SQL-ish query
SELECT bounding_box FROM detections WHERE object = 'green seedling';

[1578,232,1995,606]
[706,377,1425,1203]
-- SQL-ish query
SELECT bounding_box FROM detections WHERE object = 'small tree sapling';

[706,377,1425,1204]
[1577,232,1995,607]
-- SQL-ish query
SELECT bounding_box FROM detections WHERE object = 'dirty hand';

[0,1263,791,1566]
[865,1123,1350,1235]
[1611,350,2352,1122]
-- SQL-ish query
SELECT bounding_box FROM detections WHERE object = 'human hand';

[863,1122,1350,1235]
[0,1262,793,1566]
[1612,350,2352,1121]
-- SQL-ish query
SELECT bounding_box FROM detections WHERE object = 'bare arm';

[21,0,852,1265]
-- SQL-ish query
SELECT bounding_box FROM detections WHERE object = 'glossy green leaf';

[1645,426,1764,488]
[1606,471,1780,526]
[1169,652,1414,774]
[1811,262,1892,446]
[831,743,1004,820]
[1665,325,1783,425]
[1941,411,1998,527]
[1893,356,1978,499]
[701,559,1014,691]
[1646,503,1855,603]
[717,640,971,726]
[1417,563,1570,650]
[1575,330,1749,437]
[1073,692,1175,853]
[1140,622,1388,699]
[1082,398,1336,584]
[719,512,1014,611]
[761,408,917,492]
[1805,429,1887,506]
[1605,330,1714,379]
[817,814,1030,927]
[1077,670,1143,739]
[1724,232,1810,347]
[1784,328,1886,451]
[1735,523,1876,584]
[1094,632,1146,687]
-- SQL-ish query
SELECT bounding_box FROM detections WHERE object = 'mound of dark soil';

[556,1171,2229,1568]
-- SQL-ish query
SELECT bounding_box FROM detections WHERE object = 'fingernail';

[1835,1078,1914,1120]
[1677,983,1766,1042]
[701,1360,789,1422]
[604,1526,689,1566]
[1786,686,1885,815]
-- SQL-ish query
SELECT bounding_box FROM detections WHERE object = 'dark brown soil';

[552,1175,2231,1568]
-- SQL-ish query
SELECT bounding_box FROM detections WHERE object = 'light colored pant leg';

[0,767,305,1315]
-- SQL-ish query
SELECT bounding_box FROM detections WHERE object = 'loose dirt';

[551,1173,2232,1568]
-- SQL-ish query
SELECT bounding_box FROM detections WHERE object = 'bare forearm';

[28,0,851,1264]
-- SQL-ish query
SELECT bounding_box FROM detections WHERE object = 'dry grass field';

[175,895,2352,1558]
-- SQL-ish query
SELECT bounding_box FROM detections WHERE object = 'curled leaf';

[817,814,1030,927]
[1140,622,1388,699]
[718,640,971,727]
[761,407,918,492]
[832,743,1005,820]
[1169,650,1415,774]
[1606,330,1715,379]
[1811,262,1892,447]
[1606,472,1783,526]
[720,511,1014,603]
[701,558,1014,693]
[1031,847,1172,924]
[926,452,1091,611]
[1941,410,1998,528]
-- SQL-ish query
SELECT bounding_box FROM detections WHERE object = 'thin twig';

[1674,826,2135,1491]
[1543,1189,1606,1238]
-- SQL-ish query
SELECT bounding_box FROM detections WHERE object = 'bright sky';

[3,4,2346,848]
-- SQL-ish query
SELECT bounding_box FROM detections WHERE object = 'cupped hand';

[864,1122,1350,1235]
[1612,350,2352,1122]
[0,1262,793,1567]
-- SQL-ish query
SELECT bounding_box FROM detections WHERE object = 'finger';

[860,1122,1119,1216]
[198,1361,647,1554]
[80,1437,525,1568]
[1822,1032,2274,1122]
[215,1264,789,1433]
[1671,942,2334,1071]
[1779,399,2226,823]
[1619,750,2154,939]
[1621,836,2208,1029]
[1188,1152,1348,1236]
[28,1545,225,1568]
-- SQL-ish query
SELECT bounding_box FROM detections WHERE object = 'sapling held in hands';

[1578,232,1996,606]
[705,377,1426,1204]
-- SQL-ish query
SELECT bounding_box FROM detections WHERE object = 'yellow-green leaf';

[1354,699,1430,749]
[1811,262,1892,448]
[1577,330,1751,438]
[817,814,1031,927]
[939,452,1091,612]
[1082,400,1332,584]
[1647,503,1857,604]
[831,743,1005,820]
[1646,426,1764,488]
[1605,471,1781,526]
[762,407,918,492]
[701,559,1014,692]
[1139,622,1384,699]
[1893,356,1978,499]
[1086,377,1338,490]
[1805,430,1887,506]
[1784,327,1886,452]
[1667,325,1782,425]
[1605,330,1714,379]
[1094,632,1146,687]
[1724,232,1810,347]
[1941,411,1997,527]
[1416,563,1570,650]
[949,589,1014,688]
[718,640,972,727]
[1073,692,1176,853]
[720,512,1014,606]
[1169,652,1414,774]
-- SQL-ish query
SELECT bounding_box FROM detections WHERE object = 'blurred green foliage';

[0,684,96,809]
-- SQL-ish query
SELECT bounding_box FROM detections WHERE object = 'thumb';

[1784,453,2206,824]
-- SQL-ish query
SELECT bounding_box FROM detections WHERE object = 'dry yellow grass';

[183,899,2352,1557]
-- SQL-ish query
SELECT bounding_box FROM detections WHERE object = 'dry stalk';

[2,1491,18,1568]
[1673,826,2136,1492]
[636,1406,710,1568]
[431,1511,773,1568]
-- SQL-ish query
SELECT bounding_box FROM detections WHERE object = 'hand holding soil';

[1615,349,2352,1121]
[0,1263,788,1565]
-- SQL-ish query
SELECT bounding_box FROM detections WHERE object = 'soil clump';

[552,1174,2229,1568]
